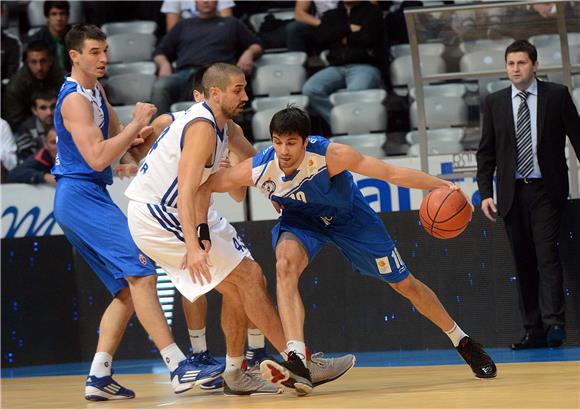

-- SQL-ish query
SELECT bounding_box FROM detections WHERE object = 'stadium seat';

[107,33,156,63]
[537,46,580,83]
[251,95,309,112]
[104,73,155,105]
[573,88,580,109]
[255,52,307,67]
[406,128,464,156]
[329,102,387,135]
[102,21,157,36]
[170,101,194,112]
[329,89,387,106]
[251,108,278,141]
[112,105,135,125]
[252,64,307,97]
[459,38,514,54]
[486,79,511,94]
[459,49,505,72]
[106,61,156,76]
[249,10,294,32]
[390,55,446,86]
[529,33,580,48]
[329,134,387,158]
[390,42,445,59]
[28,1,83,26]
[409,83,466,99]
[410,96,468,129]
[253,140,273,151]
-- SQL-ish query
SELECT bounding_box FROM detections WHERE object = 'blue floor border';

[2,347,578,379]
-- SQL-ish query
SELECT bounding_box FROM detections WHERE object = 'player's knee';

[276,257,300,285]
[390,276,415,297]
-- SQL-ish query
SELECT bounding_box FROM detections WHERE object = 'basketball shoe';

[456,336,497,379]
[309,352,356,387]
[260,351,313,395]
[245,347,274,374]
[223,368,282,396]
[170,355,225,393]
[192,351,225,390]
[85,373,135,401]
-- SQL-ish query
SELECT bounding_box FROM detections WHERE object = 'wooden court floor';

[2,361,578,409]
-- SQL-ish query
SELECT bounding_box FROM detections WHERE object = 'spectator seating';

[101,20,157,36]
[459,49,505,72]
[112,105,135,125]
[106,61,156,76]
[390,55,446,87]
[486,79,511,94]
[409,83,466,99]
[251,95,309,112]
[573,88,580,109]
[170,101,195,112]
[27,1,83,26]
[104,73,155,105]
[528,32,580,48]
[329,102,387,135]
[390,42,445,59]
[107,33,156,63]
[248,10,294,32]
[252,64,307,97]
[329,89,387,106]
[251,108,278,141]
[406,128,464,156]
[459,37,513,54]
[255,51,308,68]
[410,96,468,129]
[329,133,387,158]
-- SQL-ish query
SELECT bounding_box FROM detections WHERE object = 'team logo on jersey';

[376,256,392,274]
[138,253,148,266]
[307,158,318,174]
[261,180,277,199]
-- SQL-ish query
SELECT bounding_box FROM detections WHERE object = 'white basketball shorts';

[127,200,252,302]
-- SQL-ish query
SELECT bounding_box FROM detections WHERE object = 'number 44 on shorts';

[233,236,247,252]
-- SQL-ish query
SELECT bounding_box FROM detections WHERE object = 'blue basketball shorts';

[272,208,410,284]
[53,177,156,296]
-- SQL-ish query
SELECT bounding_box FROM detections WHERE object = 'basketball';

[419,188,472,239]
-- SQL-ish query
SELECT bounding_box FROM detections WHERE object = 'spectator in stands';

[161,0,234,32]
[151,0,262,114]
[302,1,385,126]
[4,41,64,130]
[30,1,72,71]
[285,0,339,53]
[1,118,18,183]
[7,126,57,186]
[15,91,57,163]
[1,4,22,81]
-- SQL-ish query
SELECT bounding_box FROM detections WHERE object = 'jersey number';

[233,236,246,252]
[289,191,307,203]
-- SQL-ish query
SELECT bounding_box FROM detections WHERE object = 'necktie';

[515,91,533,178]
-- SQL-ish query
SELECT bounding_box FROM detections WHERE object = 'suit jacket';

[476,80,580,216]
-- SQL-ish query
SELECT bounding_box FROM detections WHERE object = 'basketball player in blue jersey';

[198,106,498,395]
[52,24,224,401]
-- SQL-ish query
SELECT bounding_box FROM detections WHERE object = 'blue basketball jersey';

[251,135,373,224]
[52,77,112,185]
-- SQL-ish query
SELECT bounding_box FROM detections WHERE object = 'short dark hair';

[192,65,210,94]
[201,63,244,98]
[65,24,106,53]
[25,40,52,57]
[505,40,537,64]
[269,105,310,141]
[30,90,58,107]
[43,1,69,17]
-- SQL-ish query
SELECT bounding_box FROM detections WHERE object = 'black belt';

[516,177,542,184]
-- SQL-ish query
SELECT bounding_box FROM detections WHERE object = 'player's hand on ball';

[132,102,157,127]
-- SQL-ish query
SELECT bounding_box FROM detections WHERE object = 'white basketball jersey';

[125,102,229,208]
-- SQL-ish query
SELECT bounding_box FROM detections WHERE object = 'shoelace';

[309,352,328,368]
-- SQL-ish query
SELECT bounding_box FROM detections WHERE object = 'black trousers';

[503,180,565,334]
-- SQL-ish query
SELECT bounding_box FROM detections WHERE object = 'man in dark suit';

[477,40,580,349]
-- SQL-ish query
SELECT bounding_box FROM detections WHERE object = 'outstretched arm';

[326,143,454,190]
[225,120,257,202]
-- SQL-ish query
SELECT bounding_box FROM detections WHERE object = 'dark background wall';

[3,202,579,368]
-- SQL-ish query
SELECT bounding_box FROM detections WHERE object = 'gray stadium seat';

[251,108,278,141]
[406,128,464,156]
[573,74,580,89]
[529,33,580,48]
[255,52,307,67]
[106,61,156,76]
[28,1,83,26]
[251,95,309,112]
[537,46,580,83]
[112,105,135,125]
[410,96,468,129]
[486,79,511,94]
[252,64,307,97]
[329,134,387,158]
[459,38,514,54]
[104,73,155,105]
[390,55,446,86]
[459,49,505,72]
[249,10,294,32]
[329,102,387,135]
[107,33,156,64]
[573,88,580,109]
[409,83,466,99]
[170,101,194,112]
[329,89,387,106]
[253,140,273,151]
[102,21,157,36]
[390,43,445,59]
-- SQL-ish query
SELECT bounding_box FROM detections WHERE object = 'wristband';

[197,223,211,250]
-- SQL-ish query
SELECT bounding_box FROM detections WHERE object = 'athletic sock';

[160,343,186,372]
[225,355,244,374]
[247,328,265,349]
[286,340,307,366]
[445,322,468,347]
[188,327,207,354]
[89,352,112,378]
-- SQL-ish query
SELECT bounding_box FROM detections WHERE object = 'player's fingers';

[139,125,154,138]
[131,137,145,147]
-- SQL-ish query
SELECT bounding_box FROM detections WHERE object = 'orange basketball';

[419,188,472,239]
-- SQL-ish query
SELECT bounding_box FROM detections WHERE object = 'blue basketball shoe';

[192,350,225,390]
[171,355,225,393]
[85,374,135,401]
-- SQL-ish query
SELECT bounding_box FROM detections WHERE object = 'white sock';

[286,340,307,366]
[225,355,244,374]
[247,328,265,349]
[160,343,186,372]
[445,323,468,347]
[89,352,112,378]
[188,328,207,354]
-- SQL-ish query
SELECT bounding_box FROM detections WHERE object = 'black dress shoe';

[511,332,547,350]
[546,325,566,347]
